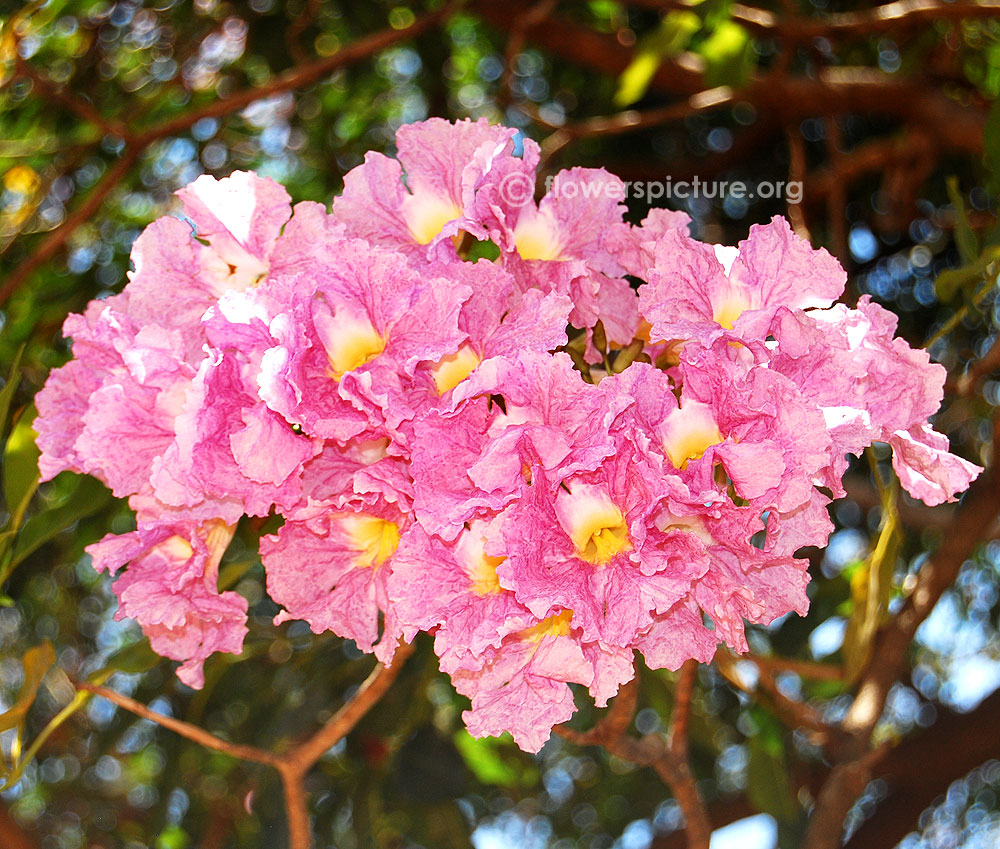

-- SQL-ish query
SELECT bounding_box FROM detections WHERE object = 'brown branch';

[130,6,454,145]
[0,144,142,306]
[844,686,1000,849]
[629,0,1000,42]
[825,117,849,266]
[952,333,1000,397]
[276,641,416,849]
[285,0,323,65]
[15,56,128,138]
[802,455,1000,849]
[785,124,809,240]
[732,0,1000,42]
[0,5,455,308]
[540,86,735,164]
[718,651,832,739]
[473,0,704,97]
[283,641,414,774]
[747,654,845,682]
[668,659,697,760]
[80,642,415,849]
[556,675,640,747]
[78,681,280,767]
[499,0,559,110]
[556,668,712,849]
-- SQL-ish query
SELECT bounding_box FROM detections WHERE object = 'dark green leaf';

[747,731,799,824]
[0,345,24,446]
[985,97,1000,195]
[7,475,113,571]
[946,177,979,265]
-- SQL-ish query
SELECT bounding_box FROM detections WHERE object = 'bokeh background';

[1,1,999,848]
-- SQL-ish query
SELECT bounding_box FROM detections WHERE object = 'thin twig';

[539,86,735,164]
[785,124,810,240]
[78,682,280,767]
[718,651,831,737]
[555,667,712,849]
[748,653,845,681]
[0,144,142,306]
[802,445,1000,849]
[555,675,640,746]
[668,659,697,761]
[0,5,456,308]
[824,117,849,266]
[15,56,128,138]
[499,0,558,109]
[284,641,415,774]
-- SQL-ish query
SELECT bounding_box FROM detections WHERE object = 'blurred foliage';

[0,1,999,848]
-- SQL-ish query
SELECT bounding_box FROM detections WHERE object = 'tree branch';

[802,454,1000,849]
[78,681,280,767]
[0,145,142,307]
[556,667,712,849]
[0,5,455,308]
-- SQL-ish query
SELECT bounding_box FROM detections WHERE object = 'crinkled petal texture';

[639,216,846,344]
[125,172,297,362]
[451,613,633,752]
[262,499,407,662]
[486,167,641,341]
[388,520,534,669]
[495,459,709,648]
[333,118,518,258]
[32,123,981,749]
[255,239,470,442]
[36,302,194,498]
[87,520,247,689]
[411,352,614,540]
[765,297,982,501]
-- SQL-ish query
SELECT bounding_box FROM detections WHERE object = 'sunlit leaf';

[453,730,521,788]
[614,11,701,107]
[699,20,755,88]
[0,641,56,734]
[2,404,40,527]
[934,244,1000,303]
[843,482,899,683]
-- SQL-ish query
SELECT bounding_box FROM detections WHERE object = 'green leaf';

[747,731,799,824]
[453,731,522,788]
[2,403,40,519]
[0,641,56,734]
[614,11,701,107]
[6,475,112,572]
[155,825,190,849]
[985,97,1000,196]
[843,485,899,683]
[94,639,160,680]
[0,345,24,446]
[934,244,1000,303]
[946,177,979,265]
[700,20,755,88]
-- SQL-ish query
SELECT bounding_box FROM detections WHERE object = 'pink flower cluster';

[36,119,980,751]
